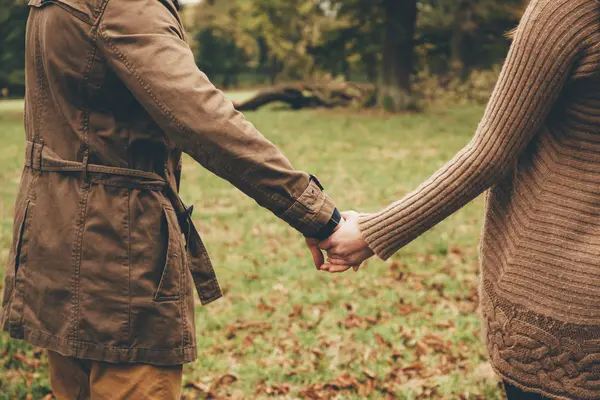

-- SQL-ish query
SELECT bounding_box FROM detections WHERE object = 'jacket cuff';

[310,207,341,240]
[280,178,336,238]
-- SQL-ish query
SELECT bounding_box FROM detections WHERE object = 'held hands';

[305,211,375,273]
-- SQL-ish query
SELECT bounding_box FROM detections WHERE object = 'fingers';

[319,241,347,258]
[320,261,361,273]
[325,257,347,265]
[318,237,334,251]
[320,263,353,273]
[327,252,362,265]
[306,240,325,270]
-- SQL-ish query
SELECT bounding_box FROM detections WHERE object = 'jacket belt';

[24,140,223,305]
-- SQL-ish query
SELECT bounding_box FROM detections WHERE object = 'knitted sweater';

[358,0,600,398]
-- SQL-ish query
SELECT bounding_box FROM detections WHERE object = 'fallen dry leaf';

[213,373,238,390]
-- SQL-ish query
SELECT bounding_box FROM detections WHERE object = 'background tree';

[418,0,525,77]
[1,0,527,109]
[0,0,28,97]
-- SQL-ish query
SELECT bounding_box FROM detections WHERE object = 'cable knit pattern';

[358,0,600,398]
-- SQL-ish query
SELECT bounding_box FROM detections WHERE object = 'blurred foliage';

[0,0,28,97]
[188,0,352,87]
[415,66,502,109]
[417,0,525,77]
[183,0,526,109]
[0,0,527,108]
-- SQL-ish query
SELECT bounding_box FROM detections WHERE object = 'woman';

[319,0,600,398]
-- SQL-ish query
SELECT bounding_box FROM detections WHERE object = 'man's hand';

[305,237,325,270]
[305,217,346,270]
[318,211,374,272]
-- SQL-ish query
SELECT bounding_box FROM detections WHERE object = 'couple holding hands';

[4,0,600,399]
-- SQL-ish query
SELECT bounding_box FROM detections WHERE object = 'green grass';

[0,98,504,399]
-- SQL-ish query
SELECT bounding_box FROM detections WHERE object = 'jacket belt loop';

[38,139,44,171]
[82,150,90,182]
[29,141,35,169]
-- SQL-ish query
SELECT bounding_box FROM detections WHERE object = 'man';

[0,0,342,398]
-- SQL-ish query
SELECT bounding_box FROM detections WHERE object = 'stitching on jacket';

[92,0,109,21]
[125,189,131,343]
[69,20,101,347]
[81,26,100,160]
[69,183,89,348]
[179,235,188,347]
[33,15,47,144]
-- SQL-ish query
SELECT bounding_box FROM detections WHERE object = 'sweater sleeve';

[358,0,593,260]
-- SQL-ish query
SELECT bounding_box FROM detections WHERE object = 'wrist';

[308,207,341,241]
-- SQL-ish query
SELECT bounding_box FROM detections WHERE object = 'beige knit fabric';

[358,0,600,398]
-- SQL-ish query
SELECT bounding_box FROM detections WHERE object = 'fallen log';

[233,82,376,111]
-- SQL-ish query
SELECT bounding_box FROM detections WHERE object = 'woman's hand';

[318,211,374,272]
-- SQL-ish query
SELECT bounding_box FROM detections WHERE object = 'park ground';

[0,97,504,399]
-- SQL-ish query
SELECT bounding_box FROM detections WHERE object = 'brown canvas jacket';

[1,0,336,365]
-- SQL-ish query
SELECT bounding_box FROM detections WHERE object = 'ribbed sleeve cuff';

[358,211,400,261]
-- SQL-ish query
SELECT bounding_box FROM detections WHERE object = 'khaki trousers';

[47,351,183,400]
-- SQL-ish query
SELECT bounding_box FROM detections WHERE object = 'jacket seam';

[81,25,100,159]
[92,0,110,26]
[69,183,90,348]
[126,189,131,344]
[68,16,101,348]
[32,15,47,144]
[179,238,188,347]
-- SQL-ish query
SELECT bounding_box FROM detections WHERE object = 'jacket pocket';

[153,206,183,302]
[2,199,34,307]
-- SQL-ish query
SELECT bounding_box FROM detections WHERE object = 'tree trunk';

[377,0,417,112]
[450,0,472,80]
[269,58,280,85]
[364,52,378,85]
[233,82,376,111]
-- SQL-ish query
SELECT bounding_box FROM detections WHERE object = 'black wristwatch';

[311,207,342,241]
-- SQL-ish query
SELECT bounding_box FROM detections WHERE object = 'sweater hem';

[490,363,573,400]
[482,278,600,399]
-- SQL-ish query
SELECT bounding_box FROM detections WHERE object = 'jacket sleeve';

[95,0,335,237]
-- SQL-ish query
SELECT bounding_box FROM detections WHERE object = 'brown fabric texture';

[48,351,183,400]
[1,0,335,365]
[358,0,600,398]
